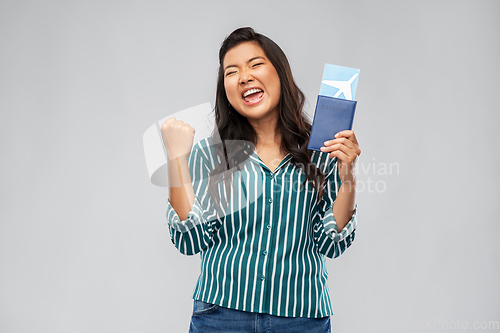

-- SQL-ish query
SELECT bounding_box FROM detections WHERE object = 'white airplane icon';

[321,73,359,100]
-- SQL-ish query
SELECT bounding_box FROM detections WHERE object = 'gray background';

[1,0,499,332]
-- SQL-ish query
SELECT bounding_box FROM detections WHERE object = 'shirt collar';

[248,151,292,174]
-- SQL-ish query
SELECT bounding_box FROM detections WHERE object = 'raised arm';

[312,130,361,259]
[161,122,224,255]
[321,130,361,232]
[161,117,196,220]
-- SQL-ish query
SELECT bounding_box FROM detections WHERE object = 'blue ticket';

[319,64,360,101]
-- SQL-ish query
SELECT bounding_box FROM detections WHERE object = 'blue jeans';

[189,300,331,333]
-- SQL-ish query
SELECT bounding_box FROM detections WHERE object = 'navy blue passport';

[307,95,357,151]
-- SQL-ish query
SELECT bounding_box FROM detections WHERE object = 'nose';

[239,69,253,85]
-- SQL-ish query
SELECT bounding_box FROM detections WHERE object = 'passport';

[307,95,357,151]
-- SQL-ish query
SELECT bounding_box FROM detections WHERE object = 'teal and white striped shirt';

[166,137,357,318]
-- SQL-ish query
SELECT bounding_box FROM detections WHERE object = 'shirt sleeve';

[166,142,224,256]
[312,157,357,259]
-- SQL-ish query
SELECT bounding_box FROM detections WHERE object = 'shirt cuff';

[166,197,206,233]
[322,204,357,242]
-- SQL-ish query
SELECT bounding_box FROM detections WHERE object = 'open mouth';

[242,88,264,105]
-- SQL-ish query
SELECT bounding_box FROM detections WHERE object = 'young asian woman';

[161,27,360,333]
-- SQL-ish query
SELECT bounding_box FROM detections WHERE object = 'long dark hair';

[208,27,325,211]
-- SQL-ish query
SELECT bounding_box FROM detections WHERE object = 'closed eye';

[252,63,264,67]
[225,71,237,77]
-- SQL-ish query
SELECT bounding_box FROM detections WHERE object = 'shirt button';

[262,250,268,255]
[261,276,265,281]
[266,225,271,230]
[268,198,273,203]
[270,174,274,179]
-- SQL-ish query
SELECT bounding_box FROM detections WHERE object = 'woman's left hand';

[320,130,361,183]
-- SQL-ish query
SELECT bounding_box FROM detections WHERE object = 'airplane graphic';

[321,72,359,101]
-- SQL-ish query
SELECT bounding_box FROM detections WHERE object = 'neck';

[249,115,281,149]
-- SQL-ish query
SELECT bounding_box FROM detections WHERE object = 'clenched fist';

[160,117,196,160]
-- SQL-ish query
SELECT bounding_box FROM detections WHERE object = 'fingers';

[162,118,195,132]
[321,138,361,156]
[165,116,176,123]
[321,140,353,156]
[162,117,178,128]
[321,130,361,163]
[160,117,196,159]
[326,148,351,162]
[334,130,359,146]
[324,146,358,163]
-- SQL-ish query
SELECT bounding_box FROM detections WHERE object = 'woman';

[161,27,360,333]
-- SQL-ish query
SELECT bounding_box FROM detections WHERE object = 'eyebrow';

[224,56,266,72]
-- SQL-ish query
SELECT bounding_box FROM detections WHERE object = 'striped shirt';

[166,137,357,318]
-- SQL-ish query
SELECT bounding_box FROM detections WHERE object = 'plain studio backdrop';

[1,1,499,332]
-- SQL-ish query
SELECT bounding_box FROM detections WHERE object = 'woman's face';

[223,41,281,124]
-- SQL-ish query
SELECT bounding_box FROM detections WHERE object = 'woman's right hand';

[160,117,196,160]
